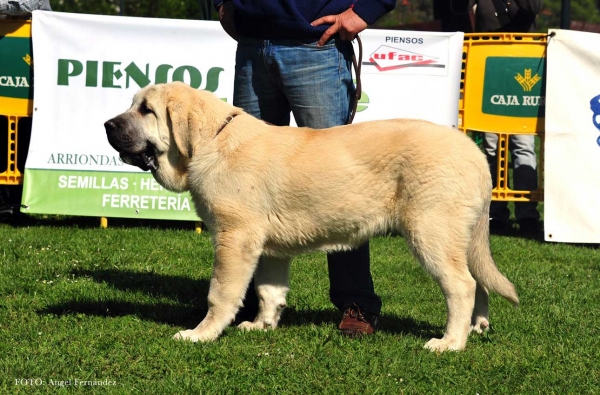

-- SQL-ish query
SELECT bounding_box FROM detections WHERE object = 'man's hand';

[311,8,368,46]
[219,1,238,41]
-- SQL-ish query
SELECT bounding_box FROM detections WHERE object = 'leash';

[348,35,363,125]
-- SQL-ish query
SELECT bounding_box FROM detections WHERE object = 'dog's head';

[104,82,233,191]
[105,84,162,172]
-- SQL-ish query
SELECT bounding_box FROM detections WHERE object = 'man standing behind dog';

[214,0,396,336]
[471,0,543,234]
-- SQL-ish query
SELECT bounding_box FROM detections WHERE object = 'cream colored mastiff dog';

[105,82,519,352]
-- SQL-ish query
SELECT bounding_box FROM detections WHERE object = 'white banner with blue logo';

[545,29,600,243]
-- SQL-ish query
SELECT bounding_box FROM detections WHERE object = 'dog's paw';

[469,318,490,334]
[173,329,218,342]
[238,321,268,331]
[424,337,465,352]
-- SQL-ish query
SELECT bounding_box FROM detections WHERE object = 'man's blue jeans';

[233,36,382,315]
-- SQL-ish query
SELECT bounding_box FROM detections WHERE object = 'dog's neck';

[214,113,239,137]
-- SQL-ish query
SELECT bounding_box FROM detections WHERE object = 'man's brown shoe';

[338,303,379,337]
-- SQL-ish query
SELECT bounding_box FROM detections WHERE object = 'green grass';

[1,215,599,394]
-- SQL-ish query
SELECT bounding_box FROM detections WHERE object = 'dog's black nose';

[104,120,117,134]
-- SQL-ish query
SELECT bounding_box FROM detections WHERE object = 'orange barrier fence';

[460,33,547,202]
[0,20,32,185]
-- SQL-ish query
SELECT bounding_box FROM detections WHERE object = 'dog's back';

[258,119,491,256]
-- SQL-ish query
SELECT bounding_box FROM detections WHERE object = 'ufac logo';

[369,45,440,72]
[590,94,600,146]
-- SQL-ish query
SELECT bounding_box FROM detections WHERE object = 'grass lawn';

[1,215,599,394]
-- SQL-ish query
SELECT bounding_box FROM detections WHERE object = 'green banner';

[482,57,546,118]
[22,169,200,221]
[0,36,33,100]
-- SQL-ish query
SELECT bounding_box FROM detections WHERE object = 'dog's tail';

[467,211,519,306]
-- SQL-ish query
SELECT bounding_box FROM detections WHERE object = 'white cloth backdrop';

[545,29,600,243]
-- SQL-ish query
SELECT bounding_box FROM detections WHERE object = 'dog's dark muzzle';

[104,116,158,171]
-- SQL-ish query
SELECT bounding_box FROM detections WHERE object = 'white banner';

[355,29,463,127]
[545,29,600,243]
[24,11,463,220]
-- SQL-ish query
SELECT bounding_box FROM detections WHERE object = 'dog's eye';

[140,103,154,116]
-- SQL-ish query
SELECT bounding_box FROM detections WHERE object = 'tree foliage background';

[49,0,600,32]
[536,0,600,31]
[50,0,215,20]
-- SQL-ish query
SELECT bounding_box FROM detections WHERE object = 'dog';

[105,82,519,351]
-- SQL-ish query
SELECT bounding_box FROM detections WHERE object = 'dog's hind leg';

[467,211,519,334]
[174,231,263,342]
[470,283,490,334]
[422,258,476,352]
[467,212,492,334]
[238,256,291,332]
[406,220,476,352]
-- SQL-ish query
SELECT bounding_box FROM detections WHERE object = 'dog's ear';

[167,97,196,159]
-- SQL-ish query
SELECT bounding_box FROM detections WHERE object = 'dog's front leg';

[174,232,262,342]
[238,256,291,332]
